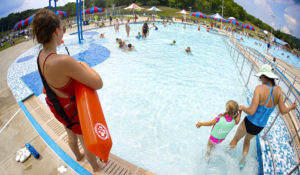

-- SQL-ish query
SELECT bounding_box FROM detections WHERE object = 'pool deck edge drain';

[21,95,155,175]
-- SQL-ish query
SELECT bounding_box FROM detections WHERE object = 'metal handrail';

[223,36,300,174]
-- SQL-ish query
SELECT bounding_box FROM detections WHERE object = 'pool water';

[236,34,300,68]
[55,23,259,175]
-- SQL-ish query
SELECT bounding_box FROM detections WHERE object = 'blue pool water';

[10,23,260,174]
[74,23,258,175]
[236,34,300,68]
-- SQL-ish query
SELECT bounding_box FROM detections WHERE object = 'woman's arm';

[240,86,260,115]
[196,118,217,128]
[277,87,297,115]
[61,55,103,90]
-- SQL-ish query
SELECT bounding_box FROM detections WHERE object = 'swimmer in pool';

[185,47,191,53]
[126,44,135,51]
[136,32,142,39]
[170,40,176,45]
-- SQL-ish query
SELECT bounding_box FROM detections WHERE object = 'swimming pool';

[9,23,259,175]
[236,34,300,69]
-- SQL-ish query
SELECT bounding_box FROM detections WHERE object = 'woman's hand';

[196,122,202,128]
[291,100,298,111]
[239,105,245,111]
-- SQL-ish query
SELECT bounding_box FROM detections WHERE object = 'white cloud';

[281,25,291,34]
[284,13,297,31]
[284,13,297,25]
[254,0,274,16]
[271,22,275,27]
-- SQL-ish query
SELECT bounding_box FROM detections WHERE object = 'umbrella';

[213,17,224,22]
[227,19,241,26]
[23,14,34,26]
[124,3,144,10]
[190,12,207,18]
[177,9,189,15]
[228,17,236,20]
[242,24,255,31]
[14,20,24,30]
[147,6,161,11]
[56,10,68,17]
[84,6,104,14]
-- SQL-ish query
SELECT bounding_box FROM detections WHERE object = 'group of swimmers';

[169,40,192,54]
[116,38,134,51]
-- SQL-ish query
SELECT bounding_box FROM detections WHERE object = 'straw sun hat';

[255,64,279,79]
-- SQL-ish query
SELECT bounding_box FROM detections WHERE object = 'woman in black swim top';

[142,23,149,38]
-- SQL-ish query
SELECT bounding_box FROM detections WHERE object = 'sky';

[234,0,300,38]
[0,0,76,18]
[0,0,299,38]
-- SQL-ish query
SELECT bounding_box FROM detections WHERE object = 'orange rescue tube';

[75,82,112,163]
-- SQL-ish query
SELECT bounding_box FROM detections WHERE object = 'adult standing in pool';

[109,15,113,26]
[32,9,105,172]
[229,64,297,169]
[142,23,149,39]
[125,19,130,37]
[114,18,119,32]
[267,42,271,53]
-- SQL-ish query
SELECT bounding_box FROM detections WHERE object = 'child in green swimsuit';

[196,100,241,156]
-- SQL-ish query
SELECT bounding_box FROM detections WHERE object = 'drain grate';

[27,97,39,109]
[104,160,132,175]
[46,119,65,137]
[35,107,52,123]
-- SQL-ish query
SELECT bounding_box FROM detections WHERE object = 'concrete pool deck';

[1,17,299,174]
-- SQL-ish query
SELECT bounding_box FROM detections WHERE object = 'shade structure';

[84,6,104,14]
[124,3,143,10]
[228,17,236,20]
[190,12,207,18]
[56,10,68,17]
[147,6,161,11]
[226,19,241,26]
[177,9,189,15]
[242,24,255,31]
[212,13,224,19]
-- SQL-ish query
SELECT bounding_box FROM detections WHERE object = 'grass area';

[0,36,27,52]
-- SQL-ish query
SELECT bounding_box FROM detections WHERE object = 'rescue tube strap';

[37,51,79,130]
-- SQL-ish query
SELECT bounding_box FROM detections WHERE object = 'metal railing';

[223,36,300,175]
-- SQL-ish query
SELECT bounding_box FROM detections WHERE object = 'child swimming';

[170,40,176,45]
[196,100,241,156]
[126,44,134,51]
[185,47,191,53]
[136,32,142,39]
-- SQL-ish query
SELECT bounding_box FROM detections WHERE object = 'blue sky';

[0,0,299,38]
[234,0,300,38]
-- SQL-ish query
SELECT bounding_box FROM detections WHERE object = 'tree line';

[0,0,299,49]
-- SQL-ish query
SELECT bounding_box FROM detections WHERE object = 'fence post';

[289,128,300,145]
[288,162,300,175]
[245,65,254,87]
[240,56,245,74]
[236,52,240,64]
[284,79,296,103]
